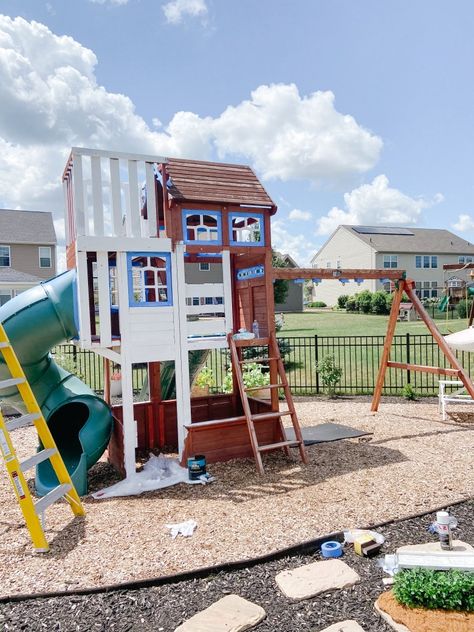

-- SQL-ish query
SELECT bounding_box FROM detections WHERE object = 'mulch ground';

[1,499,472,632]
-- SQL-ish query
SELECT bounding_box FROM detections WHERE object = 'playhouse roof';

[165,158,276,212]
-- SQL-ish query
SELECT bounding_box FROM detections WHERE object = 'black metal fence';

[52,334,474,397]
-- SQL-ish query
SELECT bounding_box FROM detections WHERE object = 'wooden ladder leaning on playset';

[228,331,308,475]
[0,322,84,552]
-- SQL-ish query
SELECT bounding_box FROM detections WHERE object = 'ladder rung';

[6,413,40,432]
[245,383,287,392]
[239,357,278,364]
[251,410,292,421]
[20,448,56,473]
[0,342,10,348]
[258,440,300,452]
[0,377,26,389]
[233,337,269,348]
[35,483,72,515]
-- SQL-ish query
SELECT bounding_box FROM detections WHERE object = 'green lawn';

[278,309,467,337]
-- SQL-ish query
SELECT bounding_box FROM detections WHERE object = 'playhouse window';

[229,213,264,246]
[183,210,221,244]
[127,252,172,307]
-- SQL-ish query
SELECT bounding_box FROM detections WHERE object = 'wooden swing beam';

[270,268,474,411]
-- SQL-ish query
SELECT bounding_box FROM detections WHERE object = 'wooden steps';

[228,332,307,475]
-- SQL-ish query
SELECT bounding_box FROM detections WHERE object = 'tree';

[272,250,289,304]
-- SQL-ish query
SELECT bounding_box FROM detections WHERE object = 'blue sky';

[1,0,474,265]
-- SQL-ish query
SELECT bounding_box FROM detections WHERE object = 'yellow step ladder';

[0,323,84,552]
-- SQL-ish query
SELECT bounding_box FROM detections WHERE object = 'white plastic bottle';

[436,511,453,550]
[252,319,260,338]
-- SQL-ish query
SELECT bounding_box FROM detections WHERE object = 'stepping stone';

[319,621,366,632]
[175,594,266,632]
[397,539,473,555]
[275,559,360,601]
[374,599,410,632]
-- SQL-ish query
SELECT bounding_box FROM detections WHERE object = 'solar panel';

[353,226,415,236]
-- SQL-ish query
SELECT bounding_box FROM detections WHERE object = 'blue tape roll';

[321,540,343,558]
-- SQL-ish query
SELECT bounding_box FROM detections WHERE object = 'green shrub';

[316,354,343,397]
[194,367,215,389]
[357,290,373,314]
[402,383,416,400]
[310,301,327,308]
[222,363,270,393]
[345,296,357,312]
[371,290,390,315]
[337,294,349,309]
[393,568,474,612]
[457,298,473,319]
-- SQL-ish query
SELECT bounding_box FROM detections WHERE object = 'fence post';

[314,334,319,394]
[406,332,411,384]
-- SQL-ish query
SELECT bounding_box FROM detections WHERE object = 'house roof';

[341,225,474,254]
[165,158,276,211]
[0,210,56,245]
[274,252,299,268]
[0,268,44,284]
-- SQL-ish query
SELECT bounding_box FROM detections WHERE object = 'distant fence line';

[52,333,473,397]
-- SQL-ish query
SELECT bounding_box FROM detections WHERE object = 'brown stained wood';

[387,362,461,376]
[103,359,111,405]
[371,282,405,412]
[404,283,474,400]
[272,267,405,281]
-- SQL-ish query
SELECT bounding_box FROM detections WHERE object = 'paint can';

[187,454,206,480]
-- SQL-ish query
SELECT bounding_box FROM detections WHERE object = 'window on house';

[199,262,210,272]
[39,246,52,268]
[459,256,473,264]
[326,261,331,268]
[431,281,438,298]
[383,255,398,269]
[336,259,341,269]
[127,252,172,307]
[183,210,221,244]
[416,254,437,269]
[431,256,438,268]
[0,290,12,306]
[0,246,11,267]
[229,213,264,245]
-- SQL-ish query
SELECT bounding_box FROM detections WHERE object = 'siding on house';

[275,280,303,313]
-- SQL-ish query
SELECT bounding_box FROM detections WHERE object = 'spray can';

[436,511,453,550]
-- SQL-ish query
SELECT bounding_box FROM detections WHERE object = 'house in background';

[274,252,304,313]
[0,209,57,306]
[310,225,474,306]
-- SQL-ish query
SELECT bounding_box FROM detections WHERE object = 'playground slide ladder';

[0,323,84,552]
[228,331,308,475]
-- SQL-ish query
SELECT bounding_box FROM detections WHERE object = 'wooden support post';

[103,358,111,405]
[404,282,474,400]
[148,362,161,449]
[371,281,405,412]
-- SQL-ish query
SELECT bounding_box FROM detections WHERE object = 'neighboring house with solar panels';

[0,209,57,307]
[310,225,474,306]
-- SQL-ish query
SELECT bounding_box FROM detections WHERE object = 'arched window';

[127,252,172,307]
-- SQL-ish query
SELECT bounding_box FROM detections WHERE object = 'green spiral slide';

[0,270,113,496]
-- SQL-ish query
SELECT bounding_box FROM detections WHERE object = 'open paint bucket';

[187,454,206,480]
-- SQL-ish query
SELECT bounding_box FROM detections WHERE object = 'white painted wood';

[120,360,137,477]
[96,251,112,347]
[129,327,175,344]
[128,307,174,323]
[72,153,85,236]
[186,304,227,315]
[109,158,125,237]
[222,249,234,333]
[72,146,167,164]
[76,235,172,253]
[63,179,70,245]
[76,250,91,347]
[145,162,157,237]
[187,318,226,337]
[90,155,104,236]
[174,244,191,457]
[186,337,228,351]
[89,347,121,363]
[130,345,176,364]
[185,283,224,298]
[127,160,141,237]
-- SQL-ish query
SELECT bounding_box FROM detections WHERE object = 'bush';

[393,568,474,612]
[371,290,390,315]
[457,298,473,319]
[402,383,416,400]
[308,301,327,308]
[316,354,343,397]
[345,296,357,312]
[337,295,349,309]
[222,363,270,394]
[357,290,373,314]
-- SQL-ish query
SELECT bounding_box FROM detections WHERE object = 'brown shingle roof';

[165,158,276,211]
[0,209,56,244]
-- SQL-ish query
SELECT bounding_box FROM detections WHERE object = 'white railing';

[63,147,168,245]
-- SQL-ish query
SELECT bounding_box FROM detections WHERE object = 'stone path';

[176,557,365,631]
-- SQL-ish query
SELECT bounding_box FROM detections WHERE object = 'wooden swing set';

[272,267,474,408]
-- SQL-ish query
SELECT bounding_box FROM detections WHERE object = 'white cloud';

[271,219,316,266]
[316,175,443,235]
[289,208,311,221]
[453,214,474,232]
[162,0,208,24]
